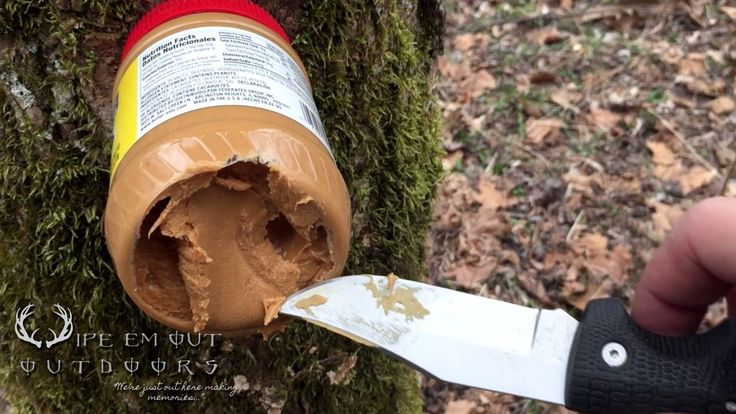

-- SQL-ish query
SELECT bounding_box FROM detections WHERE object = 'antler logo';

[14,304,74,349]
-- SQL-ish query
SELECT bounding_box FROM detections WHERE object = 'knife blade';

[280,275,736,414]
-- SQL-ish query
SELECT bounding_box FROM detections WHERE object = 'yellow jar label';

[110,26,330,180]
[111,57,138,176]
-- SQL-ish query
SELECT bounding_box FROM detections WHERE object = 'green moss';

[0,0,442,412]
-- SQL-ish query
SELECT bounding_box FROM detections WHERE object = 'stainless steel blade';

[280,275,579,405]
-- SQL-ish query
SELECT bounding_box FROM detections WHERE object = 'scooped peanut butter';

[363,275,430,321]
[263,296,286,326]
[134,162,334,332]
[294,293,329,316]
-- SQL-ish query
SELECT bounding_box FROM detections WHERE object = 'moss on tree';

[0,0,443,412]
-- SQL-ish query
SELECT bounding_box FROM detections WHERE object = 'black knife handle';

[565,297,736,414]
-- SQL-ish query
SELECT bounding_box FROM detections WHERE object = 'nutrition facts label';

[135,26,329,150]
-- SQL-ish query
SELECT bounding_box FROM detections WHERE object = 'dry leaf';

[453,33,476,52]
[623,176,644,193]
[471,212,510,236]
[715,143,736,166]
[676,76,726,96]
[647,140,715,193]
[671,95,696,108]
[517,270,553,305]
[475,178,508,210]
[708,96,736,115]
[647,139,681,182]
[442,151,463,170]
[445,399,477,414]
[327,354,358,385]
[465,113,487,131]
[562,166,604,197]
[648,200,685,241]
[569,233,632,285]
[568,278,615,311]
[705,52,725,68]
[464,70,498,98]
[589,106,621,131]
[527,27,565,45]
[562,265,584,293]
[438,57,471,81]
[450,259,497,288]
[677,56,705,78]
[475,33,491,50]
[571,232,608,257]
[646,141,677,166]
[543,251,575,270]
[612,14,640,32]
[659,46,683,66]
[500,249,520,266]
[679,165,716,194]
[609,244,633,285]
[525,118,565,144]
[721,6,736,22]
[561,232,633,310]
[551,87,582,111]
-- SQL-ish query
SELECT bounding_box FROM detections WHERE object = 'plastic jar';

[105,0,350,335]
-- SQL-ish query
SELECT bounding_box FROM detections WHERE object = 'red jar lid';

[121,0,290,60]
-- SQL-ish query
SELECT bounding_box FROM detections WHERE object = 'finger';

[631,197,736,336]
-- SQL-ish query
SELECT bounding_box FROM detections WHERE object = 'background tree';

[0,0,444,412]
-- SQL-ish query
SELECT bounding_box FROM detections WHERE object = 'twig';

[513,141,552,169]
[720,157,736,196]
[652,113,723,180]
[583,157,605,173]
[484,152,498,176]
[566,209,586,243]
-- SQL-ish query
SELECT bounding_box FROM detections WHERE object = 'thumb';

[631,197,736,336]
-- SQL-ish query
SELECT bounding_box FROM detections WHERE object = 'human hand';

[631,197,736,336]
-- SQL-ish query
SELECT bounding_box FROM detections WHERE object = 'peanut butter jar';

[105,0,350,335]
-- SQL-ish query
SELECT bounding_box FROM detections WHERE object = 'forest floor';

[422,1,736,413]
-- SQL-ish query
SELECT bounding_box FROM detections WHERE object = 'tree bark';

[0,0,443,412]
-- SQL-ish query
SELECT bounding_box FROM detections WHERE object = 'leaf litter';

[424,1,736,413]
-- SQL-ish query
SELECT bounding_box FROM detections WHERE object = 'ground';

[423,1,736,413]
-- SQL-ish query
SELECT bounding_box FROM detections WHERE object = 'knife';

[280,275,736,414]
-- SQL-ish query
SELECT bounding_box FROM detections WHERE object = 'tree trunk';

[0,0,443,412]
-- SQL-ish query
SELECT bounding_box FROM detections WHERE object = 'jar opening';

[133,161,334,332]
